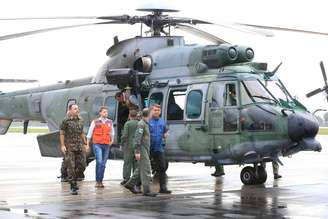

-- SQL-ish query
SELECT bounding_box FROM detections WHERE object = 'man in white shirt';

[87,106,114,188]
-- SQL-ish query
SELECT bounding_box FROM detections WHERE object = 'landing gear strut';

[240,164,267,185]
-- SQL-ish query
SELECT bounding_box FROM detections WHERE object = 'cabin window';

[186,90,202,119]
[149,92,163,108]
[66,99,77,111]
[224,109,238,132]
[92,96,103,117]
[104,96,116,120]
[167,89,186,121]
[224,84,237,106]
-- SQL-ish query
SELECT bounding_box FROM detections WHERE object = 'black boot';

[143,187,157,197]
[120,179,129,185]
[124,183,139,194]
[274,174,282,179]
[159,188,172,194]
[70,183,78,195]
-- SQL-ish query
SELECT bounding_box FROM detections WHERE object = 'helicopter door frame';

[185,83,208,123]
[209,80,241,135]
[182,83,211,156]
[148,87,167,117]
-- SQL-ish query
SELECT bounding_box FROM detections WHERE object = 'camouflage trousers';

[64,150,86,184]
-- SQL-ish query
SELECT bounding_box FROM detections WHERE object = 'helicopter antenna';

[272,62,283,75]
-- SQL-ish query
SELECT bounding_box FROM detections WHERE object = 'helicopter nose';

[288,112,322,152]
[288,112,319,141]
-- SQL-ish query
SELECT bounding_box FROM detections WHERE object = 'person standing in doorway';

[87,106,114,188]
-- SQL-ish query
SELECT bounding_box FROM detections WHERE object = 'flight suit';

[60,116,86,186]
[120,119,139,181]
[125,119,152,193]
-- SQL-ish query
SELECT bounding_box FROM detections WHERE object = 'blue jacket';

[149,117,168,153]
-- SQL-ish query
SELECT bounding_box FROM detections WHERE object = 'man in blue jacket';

[149,104,171,194]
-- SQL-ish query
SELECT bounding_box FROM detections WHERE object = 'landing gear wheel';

[256,166,267,184]
[240,166,256,185]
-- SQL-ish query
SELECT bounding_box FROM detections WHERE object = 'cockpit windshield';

[241,79,294,106]
[263,80,293,105]
[241,80,276,104]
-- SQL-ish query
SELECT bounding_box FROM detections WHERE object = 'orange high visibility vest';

[92,118,112,145]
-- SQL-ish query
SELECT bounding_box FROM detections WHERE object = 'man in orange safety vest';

[87,106,115,188]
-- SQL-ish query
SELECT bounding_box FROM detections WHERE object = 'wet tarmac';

[0,133,327,218]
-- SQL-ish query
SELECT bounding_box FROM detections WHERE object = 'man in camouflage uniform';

[120,109,139,185]
[124,108,157,197]
[59,104,88,195]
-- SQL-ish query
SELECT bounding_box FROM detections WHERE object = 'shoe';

[70,184,78,195]
[95,182,103,188]
[211,172,225,177]
[159,189,172,194]
[134,185,142,194]
[274,174,282,179]
[124,184,139,194]
[143,192,157,197]
[120,179,128,185]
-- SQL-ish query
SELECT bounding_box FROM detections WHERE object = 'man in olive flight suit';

[59,104,88,195]
[124,108,157,197]
[120,109,139,185]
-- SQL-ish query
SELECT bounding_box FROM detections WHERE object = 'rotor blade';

[215,23,274,37]
[238,23,328,36]
[320,61,328,87]
[172,17,274,37]
[174,24,229,44]
[0,15,131,21]
[0,16,99,21]
[0,79,38,83]
[306,88,324,98]
[0,21,121,41]
[171,17,212,25]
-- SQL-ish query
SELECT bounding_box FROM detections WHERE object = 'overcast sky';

[0,0,328,113]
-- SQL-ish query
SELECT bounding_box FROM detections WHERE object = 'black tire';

[240,166,256,185]
[256,166,267,184]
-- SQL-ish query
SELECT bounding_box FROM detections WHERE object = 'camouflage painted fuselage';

[0,36,321,166]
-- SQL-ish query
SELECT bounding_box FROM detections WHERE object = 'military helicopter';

[0,7,323,185]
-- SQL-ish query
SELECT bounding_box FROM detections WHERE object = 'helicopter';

[0,7,324,185]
